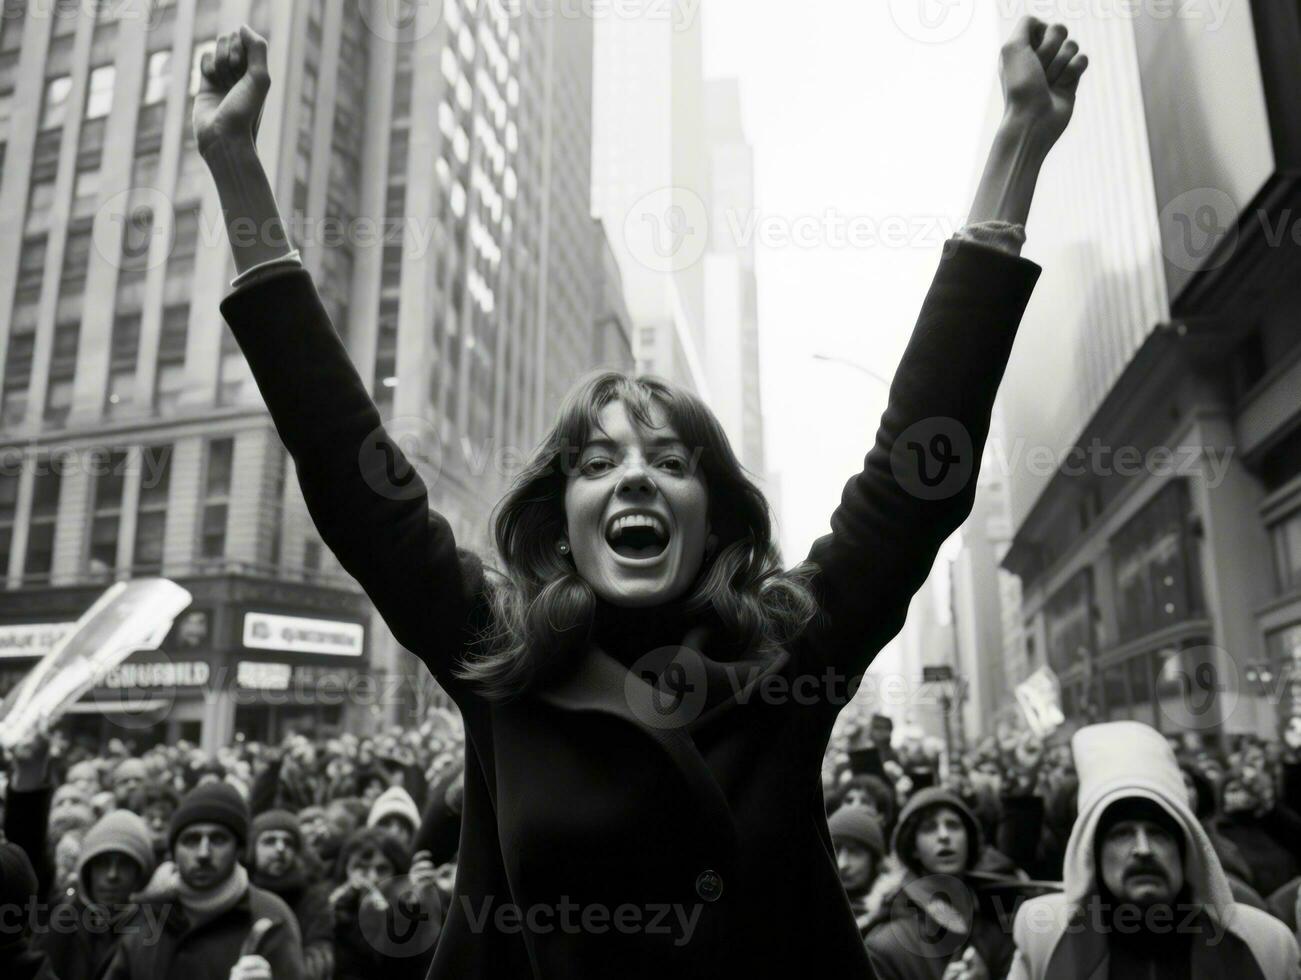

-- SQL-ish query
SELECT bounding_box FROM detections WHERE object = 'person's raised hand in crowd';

[942,946,989,980]
[9,721,53,791]
[229,954,272,980]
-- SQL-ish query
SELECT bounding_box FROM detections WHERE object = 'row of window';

[0,434,305,584]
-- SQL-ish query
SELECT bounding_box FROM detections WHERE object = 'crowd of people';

[2,704,1301,977]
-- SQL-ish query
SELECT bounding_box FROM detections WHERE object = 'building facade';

[990,1,1301,740]
[0,0,605,747]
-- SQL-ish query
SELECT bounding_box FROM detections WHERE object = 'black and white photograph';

[0,0,1299,977]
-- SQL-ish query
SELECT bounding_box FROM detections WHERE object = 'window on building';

[40,75,72,130]
[1043,568,1097,677]
[199,437,233,562]
[267,444,286,569]
[86,448,126,578]
[0,467,16,579]
[0,89,13,142]
[43,321,79,426]
[1111,480,1204,644]
[0,2,25,54]
[23,462,61,582]
[1272,508,1301,595]
[61,220,93,288]
[143,50,170,104]
[1,329,33,426]
[154,303,188,412]
[303,538,322,579]
[84,64,114,119]
[216,328,251,406]
[133,444,171,572]
[106,312,140,417]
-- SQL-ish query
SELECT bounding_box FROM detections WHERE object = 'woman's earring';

[557,540,570,555]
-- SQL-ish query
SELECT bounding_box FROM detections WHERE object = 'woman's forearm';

[202,137,296,276]
[966,113,1054,229]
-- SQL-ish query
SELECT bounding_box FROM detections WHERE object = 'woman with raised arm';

[195,17,1086,979]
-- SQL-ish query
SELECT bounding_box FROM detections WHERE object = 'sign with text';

[1015,666,1066,738]
[237,661,293,691]
[100,661,211,690]
[0,623,77,660]
[0,578,193,748]
[242,612,364,657]
[922,665,954,683]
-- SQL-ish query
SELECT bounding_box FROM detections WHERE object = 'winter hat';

[1064,721,1231,919]
[828,805,886,859]
[890,787,982,875]
[251,810,303,852]
[366,786,419,834]
[76,810,156,897]
[1096,796,1187,862]
[334,827,411,882]
[0,842,39,926]
[169,781,251,851]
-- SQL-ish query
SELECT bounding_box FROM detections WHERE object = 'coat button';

[695,870,724,902]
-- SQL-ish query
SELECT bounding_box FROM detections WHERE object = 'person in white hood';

[1008,721,1298,979]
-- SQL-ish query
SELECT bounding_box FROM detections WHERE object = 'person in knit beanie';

[1007,721,1299,980]
[828,805,886,937]
[248,811,334,980]
[366,786,419,849]
[0,842,57,980]
[39,810,156,980]
[101,781,306,980]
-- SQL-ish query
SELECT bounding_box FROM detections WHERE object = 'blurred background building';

[947,0,1301,742]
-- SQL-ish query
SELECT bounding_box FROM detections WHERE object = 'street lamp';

[811,352,892,389]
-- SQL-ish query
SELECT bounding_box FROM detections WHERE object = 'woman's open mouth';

[605,513,670,562]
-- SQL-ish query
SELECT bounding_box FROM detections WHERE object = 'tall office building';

[984,2,1301,738]
[0,0,602,747]
[591,0,709,395]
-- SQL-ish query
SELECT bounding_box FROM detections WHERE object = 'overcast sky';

[700,0,1003,567]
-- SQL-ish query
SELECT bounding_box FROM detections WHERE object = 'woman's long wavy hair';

[453,370,820,702]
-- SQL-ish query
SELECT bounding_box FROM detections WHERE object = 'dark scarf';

[1096,883,1196,980]
[252,862,311,904]
[589,593,718,667]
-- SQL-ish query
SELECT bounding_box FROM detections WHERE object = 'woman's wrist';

[203,136,297,275]
[966,115,1051,229]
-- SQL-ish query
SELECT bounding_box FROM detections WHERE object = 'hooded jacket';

[1008,722,1299,980]
[864,788,1028,980]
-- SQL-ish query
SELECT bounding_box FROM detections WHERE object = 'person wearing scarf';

[247,810,333,980]
[101,782,305,980]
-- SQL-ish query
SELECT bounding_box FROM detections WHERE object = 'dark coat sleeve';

[3,785,53,900]
[219,270,490,692]
[413,759,464,865]
[799,238,1041,689]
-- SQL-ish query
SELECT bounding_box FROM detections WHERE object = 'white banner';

[242,612,364,657]
[1015,666,1066,738]
[0,578,193,749]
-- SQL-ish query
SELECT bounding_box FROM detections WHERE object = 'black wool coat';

[219,236,1040,979]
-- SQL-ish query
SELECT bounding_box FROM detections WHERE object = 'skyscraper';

[0,0,604,745]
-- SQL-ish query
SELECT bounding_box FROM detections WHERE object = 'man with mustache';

[247,810,333,980]
[101,782,305,980]
[1009,721,1299,979]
